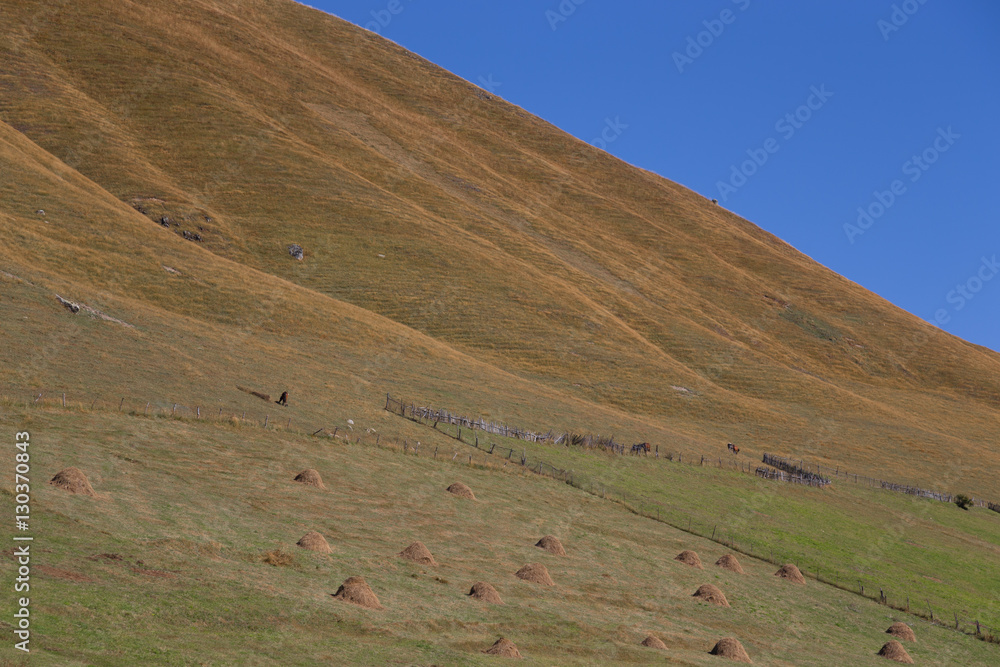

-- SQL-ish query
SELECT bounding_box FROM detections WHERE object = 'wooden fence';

[755,466,830,488]
[761,453,832,486]
[386,394,627,454]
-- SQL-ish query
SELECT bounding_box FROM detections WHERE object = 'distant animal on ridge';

[276,391,288,406]
[727,443,740,455]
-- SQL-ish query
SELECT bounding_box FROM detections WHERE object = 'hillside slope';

[0,0,998,494]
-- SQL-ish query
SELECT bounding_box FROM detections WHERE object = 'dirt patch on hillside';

[332,576,383,609]
[774,564,805,584]
[709,637,751,662]
[447,482,475,499]
[399,541,436,565]
[35,564,92,582]
[293,469,325,489]
[641,635,667,649]
[468,581,503,604]
[715,554,745,574]
[535,535,566,556]
[483,637,521,658]
[237,385,271,402]
[886,623,916,642]
[49,467,96,496]
[693,584,730,607]
[297,531,332,554]
[877,640,913,663]
[515,563,554,586]
[674,550,703,568]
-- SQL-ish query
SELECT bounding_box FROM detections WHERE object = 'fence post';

[172,403,176,416]
[197,406,200,418]
[120,397,125,412]
[264,415,269,428]
[385,393,390,410]
[287,417,291,429]
[62,393,66,407]
[144,402,149,415]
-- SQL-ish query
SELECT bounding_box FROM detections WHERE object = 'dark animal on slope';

[276,391,288,406]
[631,442,651,455]
[727,443,740,455]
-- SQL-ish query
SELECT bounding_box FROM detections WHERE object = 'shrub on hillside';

[954,494,973,510]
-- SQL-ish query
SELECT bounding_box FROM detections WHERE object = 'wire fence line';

[384,399,1000,645]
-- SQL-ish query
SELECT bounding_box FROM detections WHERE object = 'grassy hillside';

[1,404,997,666]
[1,0,999,663]
[0,0,998,498]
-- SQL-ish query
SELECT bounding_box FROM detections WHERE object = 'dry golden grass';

[0,0,998,499]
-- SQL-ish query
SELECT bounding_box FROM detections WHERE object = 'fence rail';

[761,453,832,485]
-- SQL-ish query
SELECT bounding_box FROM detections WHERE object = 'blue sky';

[321,0,1000,352]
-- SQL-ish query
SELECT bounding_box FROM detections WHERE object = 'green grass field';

[1,404,997,666]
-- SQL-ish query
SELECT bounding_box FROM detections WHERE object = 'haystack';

[293,469,325,489]
[773,564,805,584]
[468,581,503,604]
[709,637,751,663]
[49,467,96,496]
[674,550,703,568]
[446,482,475,500]
[877,640,914,663]
[535,535,566,556]
[515,563,554,586]
[693,584,730,607]
[715,554,745,574]
[886,622,916,642]
[332,576,382,609]
[641,635,667,650]
[296,531,332,553]
[483,637,522,658]
[399,541,437,565]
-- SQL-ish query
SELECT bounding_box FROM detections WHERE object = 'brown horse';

[631,442,651,455]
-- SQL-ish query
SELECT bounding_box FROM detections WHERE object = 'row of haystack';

[53,464,921,663]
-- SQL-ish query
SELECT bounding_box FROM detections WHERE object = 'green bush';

[954,494,973,510]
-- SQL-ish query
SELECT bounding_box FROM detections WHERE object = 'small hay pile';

[468,581,503,604]
[296,531,331,553]
[641,635,667,650]
[399,541,437,565]
[535,535,566,556]
[515,563,554,586]
[293,469,325,489]
[886,622,916,642]
[877,640,914,663]
[709,637,751,663]
[774,564,805,584]
[715,554,745,574]
[483,637,521,658]
[261,548,294,566]
[693,584,730,607]
[332,576,382,609]
[674,550,703,568]
[446,482,475,499]
[49,467,96,496]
